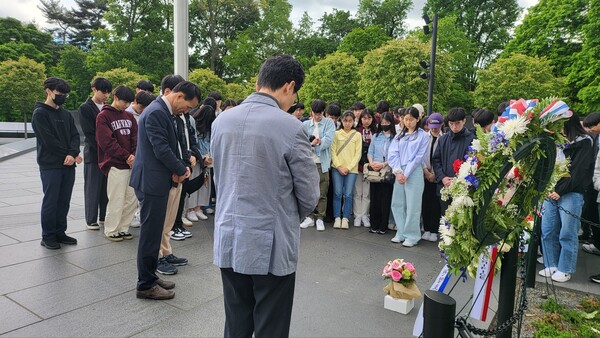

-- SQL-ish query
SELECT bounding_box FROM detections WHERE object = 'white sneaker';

[391,237,403,243]
[388,223,397,230]
[300,217,314,229]
[316,219,325,231]
[422,231,431,241]
[362,216,371,228]
[195,210,208,220]
[551,271,571,283]
[353,217,362,227]
[537,256,544,264]
[429,233,438,242]
[402,240,418,247]
[205,208,215,215]
[538,267,558,277]
[341,218,349,229]
[333,218,341,229]
[186,211,199,222]
[130,213,140,228]
[181,216,193,227]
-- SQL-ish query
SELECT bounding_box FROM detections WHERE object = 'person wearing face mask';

[96,86,138,242]
[79,77,112,231]
[421,113,444,242]
[32,77,82,250]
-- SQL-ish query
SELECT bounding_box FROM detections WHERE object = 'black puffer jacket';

[432,127,475,194]
[555,135,594,196]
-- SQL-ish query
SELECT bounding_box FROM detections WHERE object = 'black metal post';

[423,290,456,338]
[23,112,28,139]
[496,246,518,338]
[526,217,542,288]
[426,13,438,116]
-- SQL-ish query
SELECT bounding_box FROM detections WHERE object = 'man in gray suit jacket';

[130,81,201,300]
[212,55,320,338]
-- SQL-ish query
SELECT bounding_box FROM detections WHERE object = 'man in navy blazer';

[130,81,201,300]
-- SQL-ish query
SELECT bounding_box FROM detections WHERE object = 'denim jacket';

[367,132,393,163]
[303,118,335,173]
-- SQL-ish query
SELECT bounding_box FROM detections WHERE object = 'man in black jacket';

[79,77,112,230]
[432,108,475,215]
[32,77,82,250]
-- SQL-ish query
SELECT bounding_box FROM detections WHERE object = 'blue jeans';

[331,169,357,219]
[40,167,76,240]
[540,192,583,273]
[391,165,424,243]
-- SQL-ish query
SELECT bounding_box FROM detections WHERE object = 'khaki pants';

[353,173,370,218]
[104,167,137,237]
[159,184,182,257]
[314,163,329,219]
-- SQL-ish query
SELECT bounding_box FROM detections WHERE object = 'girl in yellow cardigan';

[331,111,363,229]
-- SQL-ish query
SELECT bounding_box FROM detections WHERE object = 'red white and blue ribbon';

[412,265,453,337]
[539,100,572,125]
[469,246,498,322]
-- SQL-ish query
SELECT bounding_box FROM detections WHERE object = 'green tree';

[358,38,453,110]
[0,17,55,65]
[38,0,72,44]
[188,68,227,96]
[223,82,255,101]
[291,12,337,71]
[424,0,519,89]
[337,25,391,61]
[224,0,293,81]
[189,0,259,76]
[301,52,360,110]
[0,57,46,122]
[94,67,148,92]
[104,0,169,41]
[503,0,588,78]
[318,9,359,46]
[52,45,93,106]
[69,0,109,48]
[356,0,412,38]
[473,54,563,110]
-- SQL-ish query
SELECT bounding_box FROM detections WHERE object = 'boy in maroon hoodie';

[96,86,138,241]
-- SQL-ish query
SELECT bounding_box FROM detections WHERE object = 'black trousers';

[136,191,169,291]
[581,184,599,239]
[40,167,75,240]
[172,174,205,229]
[83,162,108,224]
[220,268,296,338]
[369,182,394,232]
[422,180,441,233]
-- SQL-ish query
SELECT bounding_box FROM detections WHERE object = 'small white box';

[384,295,414,314]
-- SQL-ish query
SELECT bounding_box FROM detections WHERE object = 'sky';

[2,0,540,32]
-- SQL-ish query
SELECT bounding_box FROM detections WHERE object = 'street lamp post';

[427,13,438,116]
[174,0,189,80]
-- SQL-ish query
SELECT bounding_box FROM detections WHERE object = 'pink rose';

[391,260,401,270]
[405,263,416,273]
[391,270,402,281]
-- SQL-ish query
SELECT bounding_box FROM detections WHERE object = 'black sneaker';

[87,223,100,230]
[40,238,61,250]
[179,228,192,238]
[169,229,186,241]
[378,230,388,235]
[156,257,178,275]
[119,232,133,240]
[56,233,77,245]
[369,229,378,234]
[164,254,188,266]
[590,273,600,284]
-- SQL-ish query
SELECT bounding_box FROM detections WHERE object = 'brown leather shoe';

[136,285,175,300]
[156,278,175,290]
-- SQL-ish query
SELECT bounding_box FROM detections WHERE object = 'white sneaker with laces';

[538,267,558,277]
[300,217,314,229]
[130,212,140,228]
[551,271,571,283]
[186,211,199,222]
[181,216,193,227]
[402,240,418,247]
[422,231,431,241]
[362,216,371,228]
[316,219,325,231]
[205,208,215,215]
[333,218,341,229]
[195,210,208,220]
[429,233,438,242]
[537,256,544,264]
[341,218,349,229]
[353,217,362,227]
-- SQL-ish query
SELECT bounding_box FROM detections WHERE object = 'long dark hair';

[193,105,216,139]
[564,112,589,142]
[395,107,421,141]
[376,112,396,138]
[359,109,377,133]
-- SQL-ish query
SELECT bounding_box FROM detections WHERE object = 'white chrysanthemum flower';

[455,195,474,208]
[498,116,530,139]
[471,139,482,152]
[440,225,455,245]
[458,162,472,179]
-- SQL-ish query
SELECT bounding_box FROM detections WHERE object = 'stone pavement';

[0,149,598,337]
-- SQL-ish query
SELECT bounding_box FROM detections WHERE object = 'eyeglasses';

[52,91,69,98]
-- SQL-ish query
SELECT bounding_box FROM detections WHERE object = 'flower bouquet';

[382,259,421,314]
